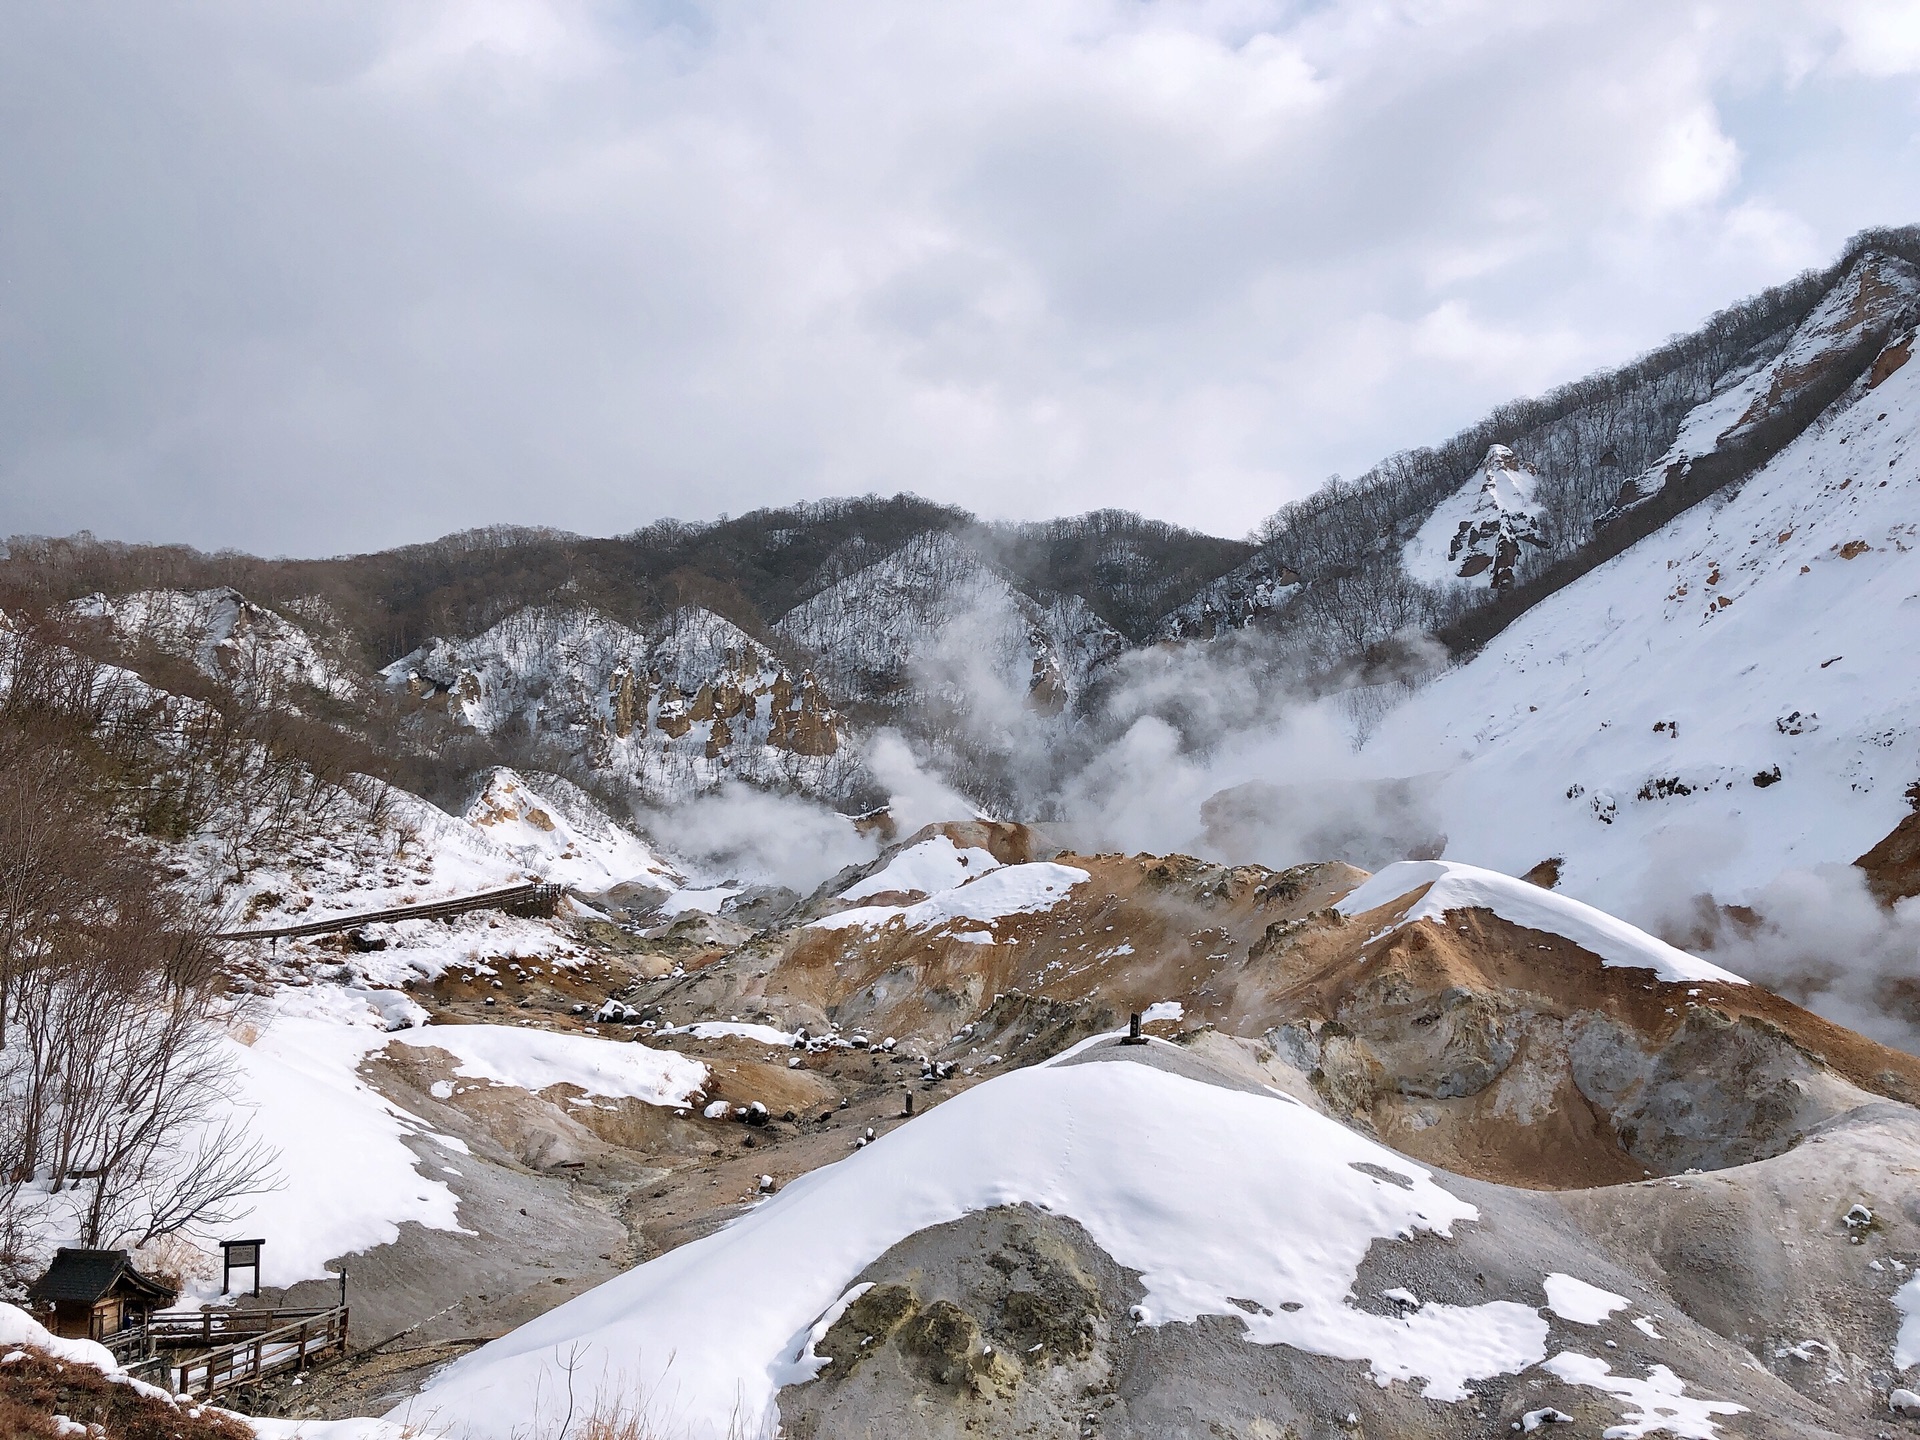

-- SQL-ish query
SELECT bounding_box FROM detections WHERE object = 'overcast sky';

[2,1,1918,558]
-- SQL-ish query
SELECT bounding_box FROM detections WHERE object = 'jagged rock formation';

[1153,549,1301,639]
[1402,444,1548,589]
[384,604,861,804]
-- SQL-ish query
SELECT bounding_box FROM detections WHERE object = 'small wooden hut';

[27,1248,178,1341]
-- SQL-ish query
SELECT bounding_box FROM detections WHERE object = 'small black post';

[902,1090,914,1117]
[1121,1012,1146,1045]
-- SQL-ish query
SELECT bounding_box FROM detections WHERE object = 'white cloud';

[0,0,1916,555]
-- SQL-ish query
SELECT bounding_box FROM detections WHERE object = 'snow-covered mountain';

[775,531,1128,717]
[1153,549,1301,639]
[1362,301,1920,924]
[1604,251,1920,524]
[70,586,363,704]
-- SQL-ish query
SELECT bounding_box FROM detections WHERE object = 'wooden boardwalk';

[216,881,566,941]
[123,1305,350,1398]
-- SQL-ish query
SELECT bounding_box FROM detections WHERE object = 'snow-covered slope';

[1402,445,1547,590]
[70,586,362,703]
[462,767,678,895]
[1362,312,1920,921]
[399,1048,1549,1439]
[385,605,860,804]
[775,531,1127,716]
[1607,253,1920,520]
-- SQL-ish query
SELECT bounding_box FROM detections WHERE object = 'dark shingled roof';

[26,1249,176,1306]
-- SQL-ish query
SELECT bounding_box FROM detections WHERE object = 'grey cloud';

[1,0,1917,555]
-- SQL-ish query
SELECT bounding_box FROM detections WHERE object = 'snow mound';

[402,1055,1549,1439]
[840,834,1002,901]
[393,1024,708,1107]
[0,1303,122,1375]
[1336,860,1745,986]
[808,861,1090,933]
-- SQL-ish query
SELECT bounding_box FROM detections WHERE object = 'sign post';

[220,1240,264,1297]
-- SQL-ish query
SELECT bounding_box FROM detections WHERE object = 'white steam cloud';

[635,783,878,896]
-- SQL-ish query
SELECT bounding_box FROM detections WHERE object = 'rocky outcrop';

[1401,444,1548,591]
[384,604,862,804]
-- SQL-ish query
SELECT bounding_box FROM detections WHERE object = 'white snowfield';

[808,860,1090,934]
[392,1023,709,1107]
[397,1054,1550,1439]
[839,834,1003,900]
[215,995,708,1295]
[1336,860,1746,986]
[1362,298,1920,920]
[220,988,468,1291]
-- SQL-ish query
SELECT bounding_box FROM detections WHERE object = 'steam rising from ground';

[1662,863,1920,1055]
[634,783,878,895]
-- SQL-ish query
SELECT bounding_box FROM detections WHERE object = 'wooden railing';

[158,1305,350,1399]
[216,882,566,940]
[146,1305,341,1348]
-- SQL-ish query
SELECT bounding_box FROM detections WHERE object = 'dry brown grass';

[0,1344,252,1440]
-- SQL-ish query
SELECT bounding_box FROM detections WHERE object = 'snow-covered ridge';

[70,586,361,703]
[1360,297,1920,917]
[809,860,1090,934]
[462,767,677,895]
[399,1056,1550,1439]
[1336,860,1746,986]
